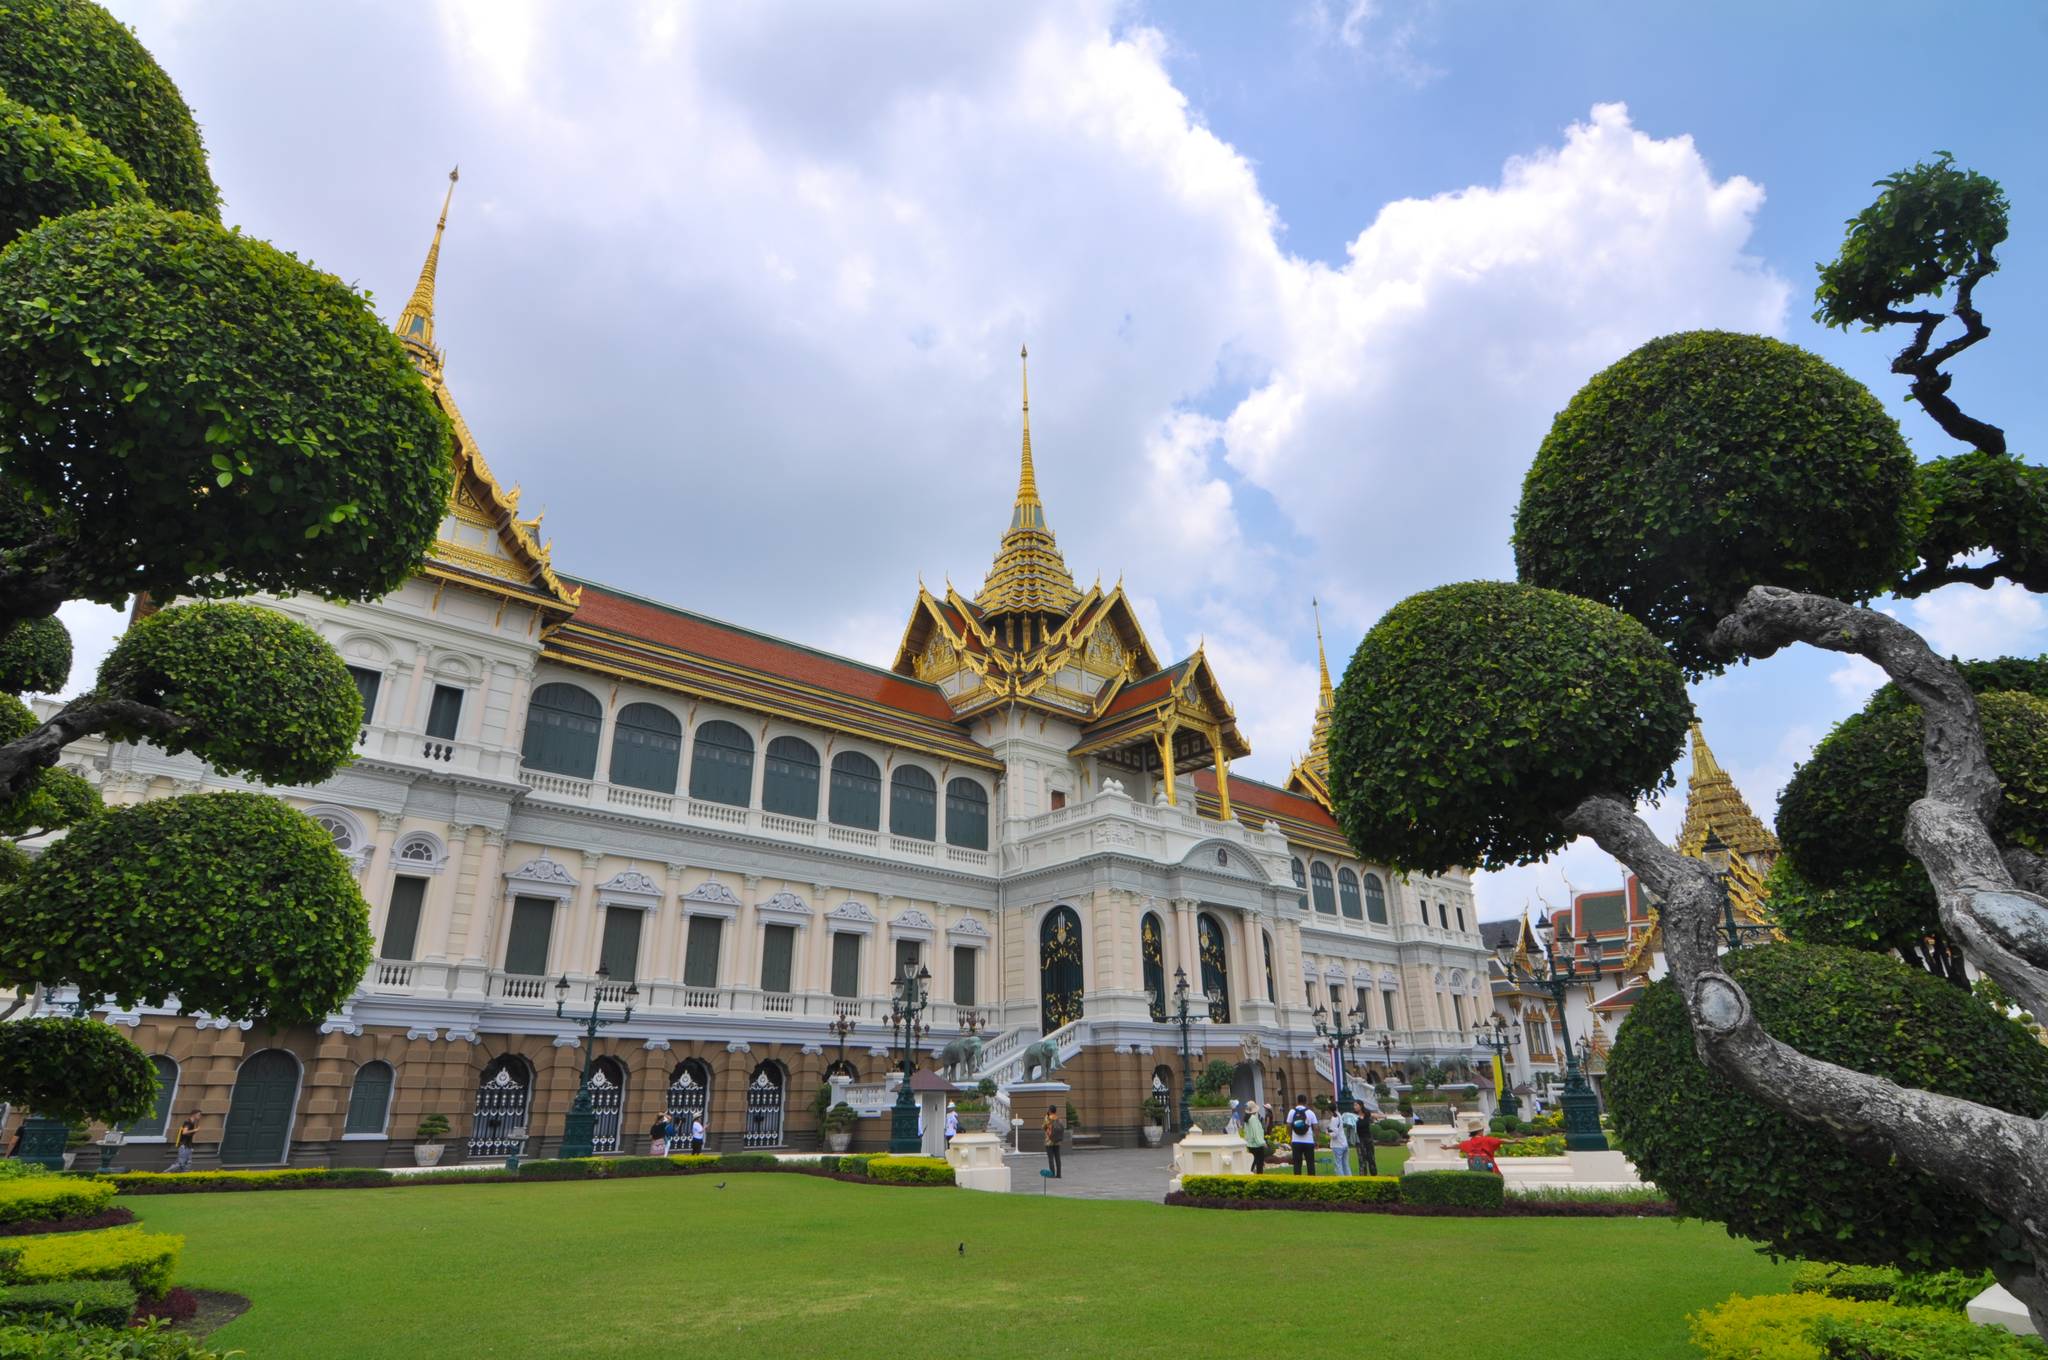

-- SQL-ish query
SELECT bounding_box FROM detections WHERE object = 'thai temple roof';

[973,347,1083,618]
[1676,723,1779,862]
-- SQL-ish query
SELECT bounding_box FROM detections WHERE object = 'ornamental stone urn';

[413,1142,445,1167]
[1141,1123,1164,1147]
[824,1129,853,1153]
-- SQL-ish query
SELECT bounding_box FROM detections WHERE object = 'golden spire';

[396,167,459,371]
[975,343,1081,619]
[1676,722,1778,866]
[1285,599,1339,810]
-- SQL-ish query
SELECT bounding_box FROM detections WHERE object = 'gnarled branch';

[1880,256,2005,454]
[0,696,185,802]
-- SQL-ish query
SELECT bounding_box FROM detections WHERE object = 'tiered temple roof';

[1676,723,1779,867]
[1285,600,1338,813]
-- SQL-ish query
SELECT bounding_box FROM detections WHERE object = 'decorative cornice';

[682,880,743,907]
[758,891,812,917]
[598,869,663,902]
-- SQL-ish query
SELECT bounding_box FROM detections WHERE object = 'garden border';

[90,1154,955,1196]
[1165,1192,1677,1218]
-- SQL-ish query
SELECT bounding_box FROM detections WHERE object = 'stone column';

[653,862,686,982]
[460,830,506,963]
[567,850,601,975]
[1172,899,1200,991]
[592,686,620,787]
[398,651,430,730]
[420,823,469,961]
[364,813,403,943]
[734,876,761,993]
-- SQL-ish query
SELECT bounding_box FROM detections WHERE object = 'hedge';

[0,1181,115,1228]
[98,1152,952,1196]
[100,1168,393,1195]
[1810,1308,2048,1358]
[866,1156,954,1187]
[1399,1170,1505,1209]
[1182,1175,1399,1205]
[0,1226,180,1299]
[0,1316,223,1359]
[0,1280,137,1328]
[1690,1293,1885,1360]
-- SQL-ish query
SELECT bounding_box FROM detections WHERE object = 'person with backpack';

[1042,1104,1065,1179]
[1286,1094,1318,1176]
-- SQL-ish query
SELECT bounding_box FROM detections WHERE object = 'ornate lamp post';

[1720,894,1774,952]
[1494,916,1606,1151]
[1313,998,1369,1110]
[826,1013,855,1076]
[553,964,638,1160]
[1168,966,1200,1135]
[888,964,932,1154]
[1473,1013,1522,1119]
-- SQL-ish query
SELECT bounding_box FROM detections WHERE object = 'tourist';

[172,1115,198,1173]
[1329,1099,1353,1176]
[1355,1101,1379,1176]
[1241,1102,1266,1175]
[1042,1104,1065,1179]
[649,1113,671,1157]
[1286,1094,1318,1176]
[944,1102,959,1142]
[689,1117,706,1154]
[1225,1099,1243,1135]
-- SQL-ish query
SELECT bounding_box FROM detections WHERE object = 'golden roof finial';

[396,167,459,370]
[1313,597,1334,712]
[975,343,1081,619]
[1676,721,1779,865]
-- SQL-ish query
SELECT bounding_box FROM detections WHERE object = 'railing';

[605,784,671,814]
[827,824,879,849]
[372,961,414,990]
[689,798,748,827]
[760,811,813,836]
[761,992,794,1014]
[888,835,935,859]
[498,973,549,1001]
[944,845,990,868]
[594,980,634,1005]
[976,1018,1086,1084]
[527,770,591,799]
[680,987,721,1010]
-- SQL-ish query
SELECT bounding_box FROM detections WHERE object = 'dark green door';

[219,1050,300,1165]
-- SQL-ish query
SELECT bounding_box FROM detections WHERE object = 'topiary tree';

[1607,944,2048,1273]
[0,2,452,1126]
[1331,156,2048,1326]
[0,1016,158,1127]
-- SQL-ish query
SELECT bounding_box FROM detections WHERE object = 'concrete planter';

[1141,1125,1164,1147]
[413,1142,445,1167]
[824,1130,853,1153]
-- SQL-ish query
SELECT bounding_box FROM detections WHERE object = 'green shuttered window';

[683,915,723,989]
[382,876,427,961]
[504,897,555,976]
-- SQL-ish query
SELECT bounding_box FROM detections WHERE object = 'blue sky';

[73,1,2048,918]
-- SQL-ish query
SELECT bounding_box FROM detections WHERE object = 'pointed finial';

[396,167,460,368]
[1313,598,1334,711]
[1013,343,1041,525]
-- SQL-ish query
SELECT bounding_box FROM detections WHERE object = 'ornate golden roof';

[1676,723,1778,865]
[1286,600,1338,811]
[391,170,579,619]
[396,168,457,375]
[973,346,1082,617]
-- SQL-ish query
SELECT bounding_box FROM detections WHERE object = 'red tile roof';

[1094,662,1187,721]
[1194,770,1341,832]
[567,581,962,723]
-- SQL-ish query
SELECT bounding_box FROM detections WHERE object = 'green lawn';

[133,1175,1790,1359]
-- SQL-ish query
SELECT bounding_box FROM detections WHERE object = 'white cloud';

[1905,581,2048,661]
[1829,656,1887,705]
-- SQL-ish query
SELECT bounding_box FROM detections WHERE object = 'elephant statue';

[937,1034,984,1080]
[1020,1038,1064,1081]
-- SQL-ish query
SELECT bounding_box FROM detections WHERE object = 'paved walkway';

[1002,1145,1173,1200]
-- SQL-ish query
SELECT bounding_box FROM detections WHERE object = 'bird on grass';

[958,1242,965,1257]
[715,1181,726,1190]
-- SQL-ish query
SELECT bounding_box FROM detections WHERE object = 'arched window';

[889,765,937,841]
[666,1058,712,1135]
[744,1062,786,1149]
[1338,868,1364,920]
[1197,912,1230,1023]
[688,720,754,806]
[394,833,443,868]
[124,1056,179,1138]
[829,752,881,829]
[763,736,820,819]
[944,778,988,850]
[522,682,601,778]
[1290,858,1308,912]
[1039,906,1083,1033]
[589,1056,627,1154]
[609,702,681,792]
[311,809,362,855]
[1311,862,1337,915]
[1141,912,1167,1021]
[345,1060,394,1135]
[1363,873,1389,924]
[1262,929,1277,1003]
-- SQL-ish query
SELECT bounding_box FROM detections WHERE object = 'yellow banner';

[1492,1053,1505,1100]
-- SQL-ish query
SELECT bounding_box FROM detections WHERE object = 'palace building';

[41,183,1490,1167]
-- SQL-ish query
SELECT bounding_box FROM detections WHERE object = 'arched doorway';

[665,1060,711,1144]
[743,1062,785,1148]
[1197,912,1230,1023]
[219,1049,301,1165]
[1039,906,1083,1033]
[469,1056,532,1158]
[1140,913,1167,1022]
[587,1056,626,1154]
[1231,1060,1264,1107]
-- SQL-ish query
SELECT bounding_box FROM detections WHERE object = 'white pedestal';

[945,1131,1011,1194]
[1968,1283,2040,1337]
[1168,1131,1250,1193]
[1402,1123,1464,1173]
[1564,1149,1642,1188]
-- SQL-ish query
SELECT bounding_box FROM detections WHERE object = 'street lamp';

[826,1013,855,1076]
[553,964,638,1159]
[1473,1013,1522,1119]
[1167,966,1200,1135]
[888,963,932,1154]
[1313,998,1370,1110]
[1495,915,1606,1151]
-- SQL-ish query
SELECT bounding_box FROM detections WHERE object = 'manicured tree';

[0,2,451,1125]
[1331,158,2048,1327]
